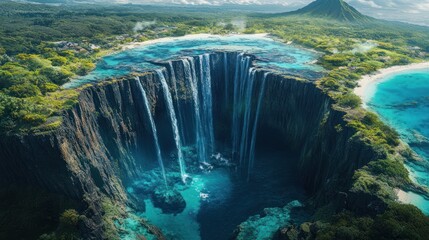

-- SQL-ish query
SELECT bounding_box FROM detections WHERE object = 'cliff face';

[207,53,380,204]
[0,52,382,237]
[0,74,168,238]
[258,74,379,203]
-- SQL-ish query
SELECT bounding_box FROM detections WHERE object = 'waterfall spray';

[232,54,243,159]
[183,58,207,163]
[156,69,187,183]
[239,68,256,169]
[135,77,167,186]
[232,54,251,164]
[229,54,268,179]
[168,62,186,145]
[200,54,215,154]
[224,52,229,105]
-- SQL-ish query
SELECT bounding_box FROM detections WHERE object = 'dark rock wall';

[0,74,168,238]
[0,52,381,236]
[258,74,378,203]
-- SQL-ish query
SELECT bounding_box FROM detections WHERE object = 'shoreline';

[355,62,429,209]
[119,33,270,51]
[354,62,429,103]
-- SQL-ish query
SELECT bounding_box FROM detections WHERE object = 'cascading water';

[183,57,208,163]
[135,77,168,186]
[168,62,186,145]
[248,72,269,180]
[231,54,252,166]
[125,53,308,240]
[199,54,215,154]
[228,54,268,179]
[156,69,187,182]
[154,53,264,180]
[232,54,244,161]
[239,68,256,173]
[224,52,229,105]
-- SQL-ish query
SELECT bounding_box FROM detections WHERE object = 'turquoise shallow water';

[70,34,321,239]
[122,147,307,240]
[367,68,429,213]
[63,34,323,89]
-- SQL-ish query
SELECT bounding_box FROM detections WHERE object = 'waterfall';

[135,77,167,186]
[199,54,215,154]
[147,53,263,182]
[232,54,251,163]
[247,72,268,180]
[183,58,207,163]
[156,69,187,183]
[229,54,267,179]
[224,52,229,105]
[239,68,256,169]
[168,62,186,145]
[231,54,243,159]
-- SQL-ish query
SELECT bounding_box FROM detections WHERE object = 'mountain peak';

[286,0,372,22]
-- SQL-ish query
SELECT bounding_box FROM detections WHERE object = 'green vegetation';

[283,0,372,23]
[0,1,427,138]
[0,1,247,134]
[101,198,126,240]
[246,4,429,237]
[317,203,429,240]
[0,186,78,240]
[245,13,429,203]
[38,209,81,240]
[1,0,429,238]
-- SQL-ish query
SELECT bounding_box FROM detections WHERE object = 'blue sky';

[105,0,429,26]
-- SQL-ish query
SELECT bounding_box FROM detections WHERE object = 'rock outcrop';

[0,52,383,237]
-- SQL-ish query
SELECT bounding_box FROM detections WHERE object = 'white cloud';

[87,0,429,26]
[353,0,381,8]
[415,2,429,11]
[348,0,429,25]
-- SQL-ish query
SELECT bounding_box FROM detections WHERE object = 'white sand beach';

[354,62,429,103]
[120,33,269,51]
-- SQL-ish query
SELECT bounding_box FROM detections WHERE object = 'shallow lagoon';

[70,34,322,239]
[63,34,323,89]
[367,69,429,214]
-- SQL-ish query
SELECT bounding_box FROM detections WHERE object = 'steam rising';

[231,17,247,31]
[217,17,247,31]
[133,20,157,32]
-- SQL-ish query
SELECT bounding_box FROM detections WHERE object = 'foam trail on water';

[248,72,268,181]
[156,69,187,182]
[135,77,167,186]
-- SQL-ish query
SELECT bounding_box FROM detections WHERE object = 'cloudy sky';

[104,0,429,26]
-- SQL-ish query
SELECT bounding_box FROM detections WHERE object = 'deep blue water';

[77,34,321,239]
[63,34,323,89]
[119,147,306,240]
[367,68,429,214]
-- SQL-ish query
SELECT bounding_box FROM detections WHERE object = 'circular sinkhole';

[118,52,319,240]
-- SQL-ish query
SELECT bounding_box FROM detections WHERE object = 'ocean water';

[63,34,323,89]
[367,69,429,213]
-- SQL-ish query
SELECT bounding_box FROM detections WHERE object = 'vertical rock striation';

[0,52,381,237]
